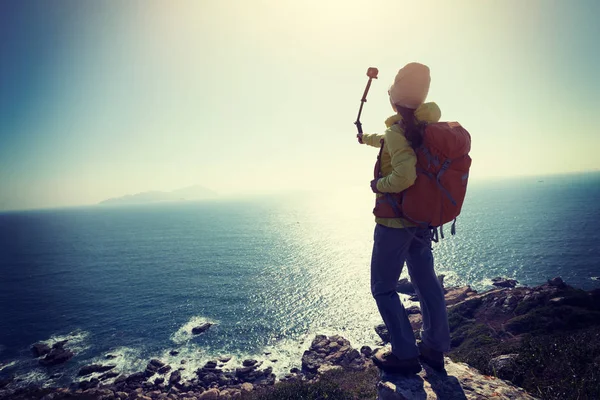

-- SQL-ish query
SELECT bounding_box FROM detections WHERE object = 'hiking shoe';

[371,349,421,375]
[417,341,445,371]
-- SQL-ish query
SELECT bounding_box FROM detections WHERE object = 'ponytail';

[396,106,426,150]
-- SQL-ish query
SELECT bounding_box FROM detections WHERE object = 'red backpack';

[373,122,472,238]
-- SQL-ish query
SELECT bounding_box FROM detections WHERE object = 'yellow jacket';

[361,102,442,228]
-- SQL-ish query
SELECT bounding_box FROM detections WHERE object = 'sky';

[1,0,599,211]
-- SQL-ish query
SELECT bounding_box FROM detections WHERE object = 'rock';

[169,370,181,385]
[169,350,180,356]
[375,324,390,343]
[78,378,100,390]
[548,276,566,288]
[488,354,519,381]
[360,346,373,358]
[31,343,51,358]
[492,277,519,288]
[116,392,128,400]
[158,365,172,374]
[445,285,477,306]
[78,364,116,376]
[150,359,166,368]
[438,274,445,288]
[202,372,219,385]
[377,358,537,399]
[203,361,218,370]
[270,359,278,363]
[125,372,147,383]
[290,367,300,374]
[301,349,321,373]
[155,376,165,385]
[409,294,420,302]
[52,340,68,350]
[198,388,219,399]
[98,371,119,381]
[181,359,187,364]
[406,305,421,315]
[105,354,117,360]
[240,382,254,392]
[39,347,74,366]
[396,278,415,294]
[218,356,231,363]
[242,359,258,367]
[192,323,213,335]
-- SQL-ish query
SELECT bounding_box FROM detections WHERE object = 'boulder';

[31,343,51,358]
[39,347,74,366]
[198,388,220,399]
[375,324,390,344]
[396,278,415,294]
[125,372,146,383]
[52,340,68,350]
[192,323,213,335]
[445,285,477,306]
[492,277,519,288]
[360,346,373,358]
[78,378,99,390]
[488,354,520,381]
[240,382,254,392]
[78,364,116,377]
[242,359,258,367]
[158,365,172,374]
[169,370,181,385]
[548,276,566,288]
[149,359,166,368]
[98,371,119,381]
[169,350,180,356]
[301,349,321,373]
[406,306,421,315]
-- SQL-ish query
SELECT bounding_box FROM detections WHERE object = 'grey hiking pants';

[370,224,450,359]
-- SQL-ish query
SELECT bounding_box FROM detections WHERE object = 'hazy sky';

[1,0,599,210]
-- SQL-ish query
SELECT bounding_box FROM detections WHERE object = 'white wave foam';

[0,360,18,372]
[40,329,91,354]
[75,346,146,383]
[170,316,219,345]
[14,369,48,387]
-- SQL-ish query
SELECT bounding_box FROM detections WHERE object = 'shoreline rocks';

[38,341,74,367]
[3,277,596,399]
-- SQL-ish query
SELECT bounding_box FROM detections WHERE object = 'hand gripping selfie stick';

[354,67,379,134]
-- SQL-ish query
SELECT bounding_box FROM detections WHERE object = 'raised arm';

[360,133,385,148]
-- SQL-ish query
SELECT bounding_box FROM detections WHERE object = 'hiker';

[357,63,451,374]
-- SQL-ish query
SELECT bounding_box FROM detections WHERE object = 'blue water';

[1,173,599,386]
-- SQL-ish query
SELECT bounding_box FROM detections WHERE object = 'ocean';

[1,172,599,387]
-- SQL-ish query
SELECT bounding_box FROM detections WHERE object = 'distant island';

[99,185,217,206]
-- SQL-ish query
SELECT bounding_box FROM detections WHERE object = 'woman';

[357,62,450,374]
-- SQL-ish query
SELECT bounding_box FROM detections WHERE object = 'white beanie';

[388,62,431,109]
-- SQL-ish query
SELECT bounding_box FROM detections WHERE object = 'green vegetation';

[447,287,600,400]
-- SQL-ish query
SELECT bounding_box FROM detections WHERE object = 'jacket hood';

[385,102,441,128]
